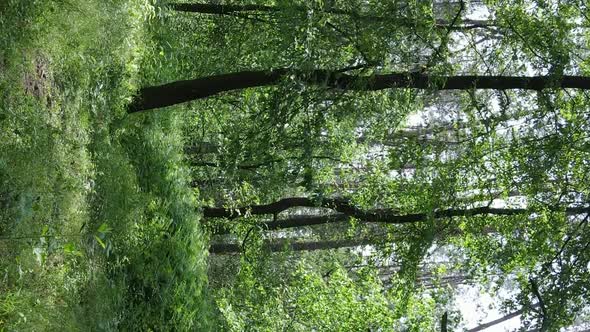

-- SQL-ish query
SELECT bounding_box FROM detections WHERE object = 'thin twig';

[423,0,465,71]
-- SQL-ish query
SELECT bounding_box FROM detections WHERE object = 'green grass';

[0,0,215,330]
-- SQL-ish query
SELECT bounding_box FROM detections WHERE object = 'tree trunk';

[169,2,493,30]
[441,312,448,332]
[467,304,540,332]
[128,70,285,112]
[128,69,590,112]
[190,155,340,171]
[203,197,590,230]
[184,142,220,154]
[169,3,275,14]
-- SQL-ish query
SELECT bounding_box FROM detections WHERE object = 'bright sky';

[456,284,521,331]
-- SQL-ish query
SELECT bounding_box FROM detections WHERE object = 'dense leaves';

[2,0,590,330]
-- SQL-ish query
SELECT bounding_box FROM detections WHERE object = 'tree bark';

[210,204,590,234]
[128,70,285,112]
[204,197,320,219]
[203,196,590,225]
[128,69,590,112]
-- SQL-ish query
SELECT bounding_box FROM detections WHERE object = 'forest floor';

[0,1,214,330]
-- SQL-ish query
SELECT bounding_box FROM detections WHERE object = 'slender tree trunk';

[210,204,590,234]
[190,155,340,171]
[168,2,493,30]
[184,142,220,154]
[128,69,590,112]
[209,238,373,254]
[203,197,590,229]
[441,312,448,332]
[467,304,540,332]
[204,197,320,218]
[169,3,275,14]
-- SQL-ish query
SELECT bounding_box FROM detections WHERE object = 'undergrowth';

[0,0,214,330]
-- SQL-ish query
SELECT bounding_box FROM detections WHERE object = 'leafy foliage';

[0,0,215,330]
[3,0,590,330]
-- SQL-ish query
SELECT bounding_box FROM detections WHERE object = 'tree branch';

[529,278,550,332]
[424,0,465,71]
[467,303,540,332]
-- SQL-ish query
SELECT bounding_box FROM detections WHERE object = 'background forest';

[1,0,590,331]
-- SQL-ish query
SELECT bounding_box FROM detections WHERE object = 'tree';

[128,70,590,112]
[168,1,493,28]
[148,0,590,330]
[203,196,590,234]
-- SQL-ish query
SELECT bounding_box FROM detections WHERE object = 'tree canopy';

[2,0,590,330]
[158,0,590,330]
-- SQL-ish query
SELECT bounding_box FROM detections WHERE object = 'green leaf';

[41,225,49,236]
[94,235,106,249]
[97,222,111,234]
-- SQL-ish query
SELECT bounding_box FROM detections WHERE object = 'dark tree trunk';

[441,312,448,332]
[204,197,320,219]
[128,70,285,112]
[203,197,590,229]
[128,69,590,112]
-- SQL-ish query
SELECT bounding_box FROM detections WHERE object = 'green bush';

[0,0,216,330]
